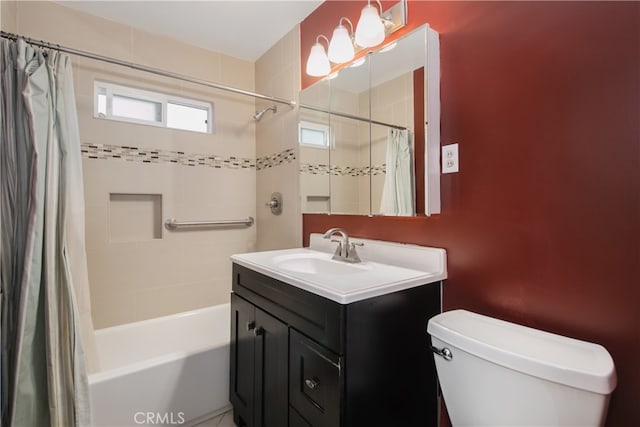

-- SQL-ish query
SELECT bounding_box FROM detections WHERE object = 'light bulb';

[355,3,385,48]
[328,24,355,63]
[306,42,331,77]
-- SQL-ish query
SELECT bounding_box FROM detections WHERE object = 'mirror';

[299,24,440,216]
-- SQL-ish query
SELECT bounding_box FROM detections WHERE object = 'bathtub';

[88,304,231,426]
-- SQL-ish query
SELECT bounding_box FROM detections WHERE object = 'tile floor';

[194,410,235,427]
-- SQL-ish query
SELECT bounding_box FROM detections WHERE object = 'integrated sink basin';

[273,252,373,275]
[231,234,447,304]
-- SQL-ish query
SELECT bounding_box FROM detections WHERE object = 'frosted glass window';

[299,120,334,149]
[94,81,213,133]
[301,128,326,147]
[167,102,209,133]
[97,87,107,117]
[112,95,162,123]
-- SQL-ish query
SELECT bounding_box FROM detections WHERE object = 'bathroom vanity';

[229,235,446,427]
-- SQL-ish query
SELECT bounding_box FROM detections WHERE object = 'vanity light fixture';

[355,1,386,48]
[305,0,407,77]
[328,17,355,63]
[306,35,331,77]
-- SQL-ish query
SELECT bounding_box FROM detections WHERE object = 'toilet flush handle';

[430,346,453,361]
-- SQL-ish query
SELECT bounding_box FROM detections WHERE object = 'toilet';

[427,310,617,427]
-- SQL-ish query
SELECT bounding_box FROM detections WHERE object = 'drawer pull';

[304,378,320,390]
[254,326,265,337]
[246,321,256,331]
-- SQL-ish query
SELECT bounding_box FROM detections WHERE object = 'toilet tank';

[427,310,617,427]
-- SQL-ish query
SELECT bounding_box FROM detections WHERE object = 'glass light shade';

[328,25,355,63]
[355,4,385,48]
[306,42,331,77]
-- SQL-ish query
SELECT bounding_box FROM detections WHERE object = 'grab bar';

[164,217,254,230]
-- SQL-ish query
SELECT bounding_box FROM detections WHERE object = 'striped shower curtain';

[379,128,414,216]
[1,38,92,426]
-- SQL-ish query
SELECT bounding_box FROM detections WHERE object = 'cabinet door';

[254,308,289,427]
[230,294,256,427]
[290,329,341,427]
[290,407,313,427]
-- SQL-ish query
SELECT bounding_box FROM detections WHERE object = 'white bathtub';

[88,304,231,426]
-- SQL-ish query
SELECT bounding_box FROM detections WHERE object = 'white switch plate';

[442,143,459,173]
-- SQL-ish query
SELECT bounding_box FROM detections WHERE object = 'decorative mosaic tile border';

[256,149,296,170]
[81,144,381,178]
[300,163,386,176]
[81,143,300,172]
[81,143,255,169]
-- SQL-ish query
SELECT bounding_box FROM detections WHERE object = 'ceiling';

[56,0,323,62]
[329,28,427,94]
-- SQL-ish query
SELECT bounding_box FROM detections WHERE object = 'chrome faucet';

[322,228,363,263]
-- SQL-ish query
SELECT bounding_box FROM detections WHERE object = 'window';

[94,81,213,133]
[299,120,334,149]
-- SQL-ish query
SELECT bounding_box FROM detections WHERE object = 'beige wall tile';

[1,0,17,33]
[256,162,301,251]
[255,26,302,249]
[220,54,255,91]
[16,1,134,61]
[134,280,228,322]
[131,28,222,82]
[90,285,138,329]
[82,157,256,326]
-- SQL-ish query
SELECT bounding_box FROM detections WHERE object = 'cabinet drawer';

[290,329,341,427]
[233,263,344,353]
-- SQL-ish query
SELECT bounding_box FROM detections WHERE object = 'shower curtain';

[379,128,414,216]
[1,38,93,426]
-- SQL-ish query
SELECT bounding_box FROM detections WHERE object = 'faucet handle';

[329,239,343,259]
[345,242,363,263]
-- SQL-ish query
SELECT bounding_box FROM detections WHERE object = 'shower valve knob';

[266,192,282,215]
[266,199,279,208]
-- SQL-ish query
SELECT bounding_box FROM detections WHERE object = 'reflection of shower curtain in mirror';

[380,129,414,216]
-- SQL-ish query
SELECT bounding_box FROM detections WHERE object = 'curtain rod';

[0,31,296,108]
[300,104,407,131]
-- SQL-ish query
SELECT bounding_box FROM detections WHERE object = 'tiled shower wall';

[11,1,258,328]
[254,28,303,250]
[1,0,17,33]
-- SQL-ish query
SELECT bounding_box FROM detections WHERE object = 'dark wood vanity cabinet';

[230,293,289,427]
[229,263,442,427]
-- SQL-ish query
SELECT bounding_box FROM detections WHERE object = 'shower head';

[253,105,277,121]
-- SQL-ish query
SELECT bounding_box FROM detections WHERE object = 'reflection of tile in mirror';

[109,193,162,242]
[306,195,330,212]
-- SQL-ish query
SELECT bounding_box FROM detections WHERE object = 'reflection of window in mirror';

[299,120,335,149]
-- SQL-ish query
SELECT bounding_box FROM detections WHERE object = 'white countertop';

[231,234,447,304]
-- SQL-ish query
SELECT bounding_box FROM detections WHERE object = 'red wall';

[301,2,639,425]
